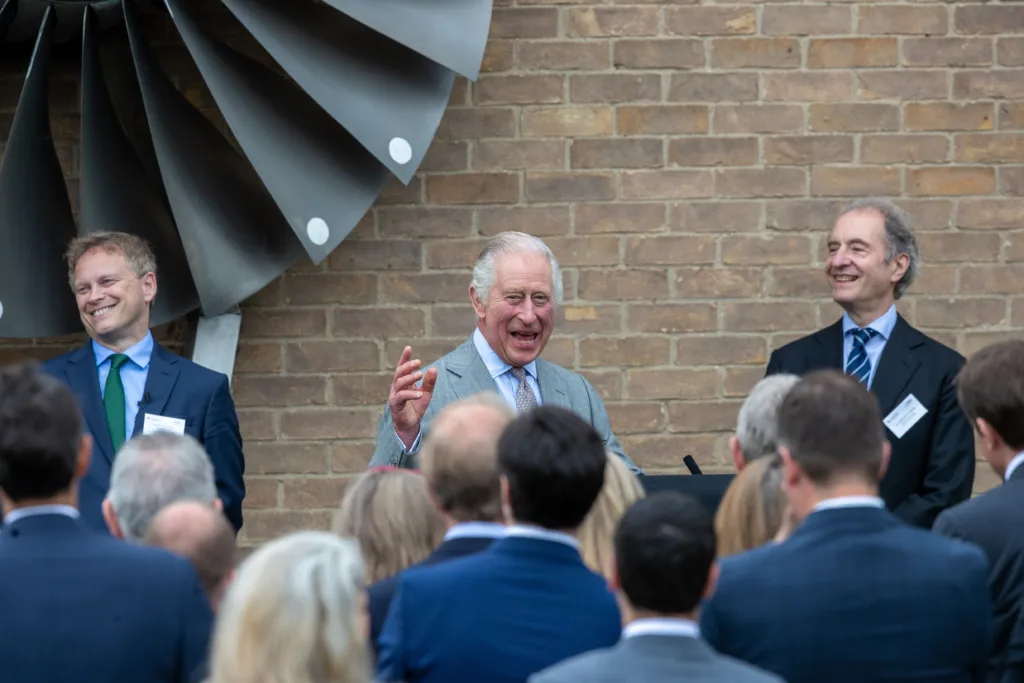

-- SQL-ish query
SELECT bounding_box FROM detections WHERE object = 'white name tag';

[883,394,928,439]
[142,413,187,436]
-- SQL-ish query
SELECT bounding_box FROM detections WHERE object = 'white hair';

[736,374,801,464]
[107,432,217,542]
[470,232,563,306]
[205,532,371,683]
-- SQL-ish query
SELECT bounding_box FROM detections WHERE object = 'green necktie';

[104,354,130,453]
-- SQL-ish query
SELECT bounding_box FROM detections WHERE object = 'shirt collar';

[3,505,80,526]
[92,331,155,370]
[1006,452,1024,482]
[812,495,886,513]
[504,524,580,550]
[472,328,538,381]
[842,303,897,341]
[443,522,506,542]
[623,618,701,640]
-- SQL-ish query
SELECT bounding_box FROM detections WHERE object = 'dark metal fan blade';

[0,5,80,338]
[220,0,453,185]
[0,0,18,44]
[166,0,388,261]
[122,0,302,317]
[322,0,491,80]
[80,7,199,327]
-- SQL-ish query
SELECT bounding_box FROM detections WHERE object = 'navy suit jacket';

[0,513,213,683]
[701,505,993,683]
[42,342,246,531]
[934,465,1024,683]
[377,535,622,683]
[766,315,974,528]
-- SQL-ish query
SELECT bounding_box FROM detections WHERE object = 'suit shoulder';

[172,354,229,386]
[528,648,614,683]
[912,326,965,366]
[769,331,818,361]
[41,346,82,371]
[713,652,786,682]
[892,524,987,569]
[939,483,1020,531]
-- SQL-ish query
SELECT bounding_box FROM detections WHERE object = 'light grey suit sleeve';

[369,403,418,469]
[579,375,643,476]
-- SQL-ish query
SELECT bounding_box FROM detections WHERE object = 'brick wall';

[2,2,1022,545]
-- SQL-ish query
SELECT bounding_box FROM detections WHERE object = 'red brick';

[473,140,564,171]
[668,74,759,103]
[377,176,422,206]
[905,103,994,132]
[378,207,473,238]
[764,72,855,102]
[240,310,327,338]
[675,267,764,298]
[765,136,854,165]
[572,139,663,169]
[917,299,1006,328]
[762,5,852,35]
[857,71,949,101]
[903,38,993,67]
[333,308,425,338]
[570,74,662,103]
[517,41,611,70]
[859,5,947,35]
[435,109,515,140]
[665,7,757,36]
[956,6,1024,35]
[566,7,659,37]
[955,134,1024,163]
[627,304,718,334]
[916,232,1001,263]
[242,479,279,510]
[811,167,902,197]
[618,105,709,135]
[286,341,379,373]
[613,39,704,69]
[669,137,759,167]
[808,38,898,68]
[625,235,717,266]
[672,202,763,233]
[714,105,804,134]
[481,40,514,73]
[606,402,666,434]
[381,274,468,304]
[676,335,767,366]
[668,400,743,433]
[580,337,671,367]
[723,302,816,332]
[522,106,613,137]
[279,408,379,440]
[490,7,559,38]
[425,239,489,270]
[621,170,715,200]
[626,368,720,400]
[476,207,568,238]
[579,269,670,300]
[958,199,1024,230]
[576,203,667,234]
[235,343,283,374]
[328,240,421,272]
[810,104,899,132]
[237,410,276,441]
[712,38,801,69]
[474,75,563,106]
[525,172,616,202]
[860,135,949,164]
[422,142,468,173]
[722,235,813,265]
[283,274,376,306]
[426,173,519,205]
[716,168,807,198]
[907,167,995,197]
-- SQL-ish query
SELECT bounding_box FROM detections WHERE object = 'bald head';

[144,501,236,608]
[419,392,515,523]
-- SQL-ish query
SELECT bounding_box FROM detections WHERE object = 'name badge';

[142,413,187,436]
[883,394,928,439]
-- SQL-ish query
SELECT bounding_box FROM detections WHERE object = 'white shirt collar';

[444,522,506,542]
[504,524,580,550]
[3,505,80,526]
[623,618,701,640]
[812,495,886,513]
[842,303,898,340]
[1006,452,1024,482]
[472,328,538,381]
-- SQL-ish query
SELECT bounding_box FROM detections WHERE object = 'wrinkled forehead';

[492,251,554,292]
[74,246,131,281]
[828,209,887,247]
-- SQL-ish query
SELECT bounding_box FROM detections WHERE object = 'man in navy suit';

[765,198,974,528]
[41,232,245,532]
[701,370,992,683]
[934,340,1024,683]
[0,362,213,683]
[368,392,514,652]
[377,405,622,683]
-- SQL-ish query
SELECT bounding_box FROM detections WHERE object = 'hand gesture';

[388,346,438,449]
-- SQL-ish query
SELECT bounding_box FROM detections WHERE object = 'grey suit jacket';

[528,634,784,683]
[369,337,640,473]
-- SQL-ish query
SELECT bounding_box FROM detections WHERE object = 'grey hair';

[736,374,801,464]
[470,232,563,306]
[839,198,920,299]
[107,432,217,542]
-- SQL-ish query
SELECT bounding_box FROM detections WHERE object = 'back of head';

[735,374,800,464]
[419,392,515,523]
[0,363,84,503]
[108,432,217,541]
[578,452,646,577]
[714,455,786,558]
[957,339,1024,451]
[614,493,716,615]
[207,531,370,683]
[777,370,885,486]
[497,405,607,531]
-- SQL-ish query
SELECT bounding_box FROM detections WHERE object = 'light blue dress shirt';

[842,304,897,390]
[93,332,154,444]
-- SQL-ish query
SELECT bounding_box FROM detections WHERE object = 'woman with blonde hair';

[333,467,446,583]
[205,531,371,683]
[577,451,646,578]
[715,454,790,558]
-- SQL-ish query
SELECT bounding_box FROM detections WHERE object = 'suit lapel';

[65,344,116,464]
[535,359,571,410]
[870,315,923,417]
[133,344,181,436]
[445,338,498,401]
[810,319,845,372]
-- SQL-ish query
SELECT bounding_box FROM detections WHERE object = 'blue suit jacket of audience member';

[0,513,214,683]
[42,342,246,532]
[700,505,993,683]
[376,534,622,683]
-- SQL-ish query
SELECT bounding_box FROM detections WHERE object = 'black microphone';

[138,392,151,407]
[683,455,703,475]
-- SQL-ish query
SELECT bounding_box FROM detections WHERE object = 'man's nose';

[518,300,538,323]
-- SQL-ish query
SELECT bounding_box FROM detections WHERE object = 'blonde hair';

[65,231,157,288]
[715,455,787,558]
[577,452,645,578]
[205,531,371,683]
[332,469,446,583]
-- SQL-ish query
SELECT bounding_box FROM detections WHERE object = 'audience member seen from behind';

[701,370,992,683]
[145,500,237,611]
[531,492,783,683]
[0,363,213,683]
[934,339,1024,682]
[578,451,645,579]
[376,406,621,683]
[715,455,789,558]
[333,467,446,583]
[205,532,371,683]
[103,431,221,542]
[729,374,800,472]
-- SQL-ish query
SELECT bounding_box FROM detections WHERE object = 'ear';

[976,418,1004,453]
[778,446,800,490]
[76,433,92,481]
[141,271,158,305]
[878,440,891,482]
[499,475,513,524]
[702,562,720,601]
[889,252,910,285]
[469,286,487,321]
[729,436,745,472]
[102,498,123,539]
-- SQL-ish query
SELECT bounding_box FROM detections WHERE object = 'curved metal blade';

[123,0,302,317]
[0,0,18,44]
[80,6,199,327]
[0,5,80,338]
[166,0,388,261]
[322,0,491,80]
[220,0,453,185]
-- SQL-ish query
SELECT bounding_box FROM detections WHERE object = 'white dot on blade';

[306,218,330,246]
[0,300,4,320]
[389,137,413,165]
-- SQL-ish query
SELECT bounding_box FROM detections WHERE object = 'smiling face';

[73,246,156,351]
[825,209,908,323]
[471,251,555,367]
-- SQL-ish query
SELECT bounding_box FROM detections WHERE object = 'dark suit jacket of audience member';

[934,465,1024,683]
[0,512,213,683]
[368,535,498,654]
[376,534,621,683]
[701,505,993,683]
[766,316,974,528]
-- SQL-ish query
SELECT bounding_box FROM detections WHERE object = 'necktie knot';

[511,366,527,382]
[851,328,877,347]
[109,353,130,371]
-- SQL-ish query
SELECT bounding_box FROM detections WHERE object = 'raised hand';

[388,346,438,450]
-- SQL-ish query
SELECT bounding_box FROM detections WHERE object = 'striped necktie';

[846,328,878,385]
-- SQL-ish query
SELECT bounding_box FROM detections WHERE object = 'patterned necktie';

[510,366,538,413]
[104,353,130,453]
[846,328,878,385]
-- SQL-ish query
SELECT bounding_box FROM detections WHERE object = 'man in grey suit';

[369,231,639,473]
[529,492,780,683]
